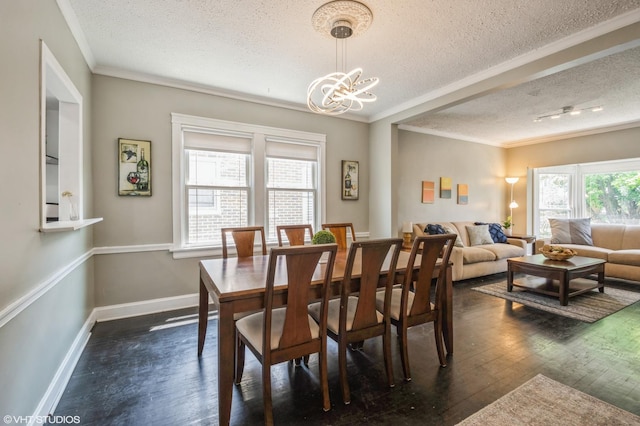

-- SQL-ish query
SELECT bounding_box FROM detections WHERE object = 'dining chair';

[376,234,456,380]
[234,243,338,424]
[321,222,356,250]
[221,226,268,375]
[309,238,403,404]
[276,224,314,247]
[221,226,267,258]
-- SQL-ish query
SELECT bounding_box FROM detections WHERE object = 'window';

[533,158,640,238]
[265,140,318,241]
[171,114,326,257]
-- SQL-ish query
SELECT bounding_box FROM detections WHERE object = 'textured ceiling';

[61,0,640,146]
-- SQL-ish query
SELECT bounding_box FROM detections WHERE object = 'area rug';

[472,281,640,323]
[457,374,640,425]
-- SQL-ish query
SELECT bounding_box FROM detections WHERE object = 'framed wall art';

[422,180,435,203]
[458,183,468,205]
[118,138,151,196]
[440,177,452,199]
[341,160,359,200]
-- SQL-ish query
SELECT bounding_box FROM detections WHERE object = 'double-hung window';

[171,114,326,258]
[184,131,251,246]
[265,139,318,241]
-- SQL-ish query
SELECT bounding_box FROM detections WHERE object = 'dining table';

[197,249,453,425]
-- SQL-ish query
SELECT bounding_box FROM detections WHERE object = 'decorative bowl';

[540,244,577,261]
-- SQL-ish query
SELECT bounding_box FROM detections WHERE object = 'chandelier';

[307,1,379,115]
[533,105,603,122]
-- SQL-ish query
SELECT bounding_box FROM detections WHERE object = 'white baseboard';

[31,310,96,424]
[31,293,204,422]
[93,293,201,322]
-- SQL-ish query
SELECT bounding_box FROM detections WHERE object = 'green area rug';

[457,374,640,425]
[472,281,640,323]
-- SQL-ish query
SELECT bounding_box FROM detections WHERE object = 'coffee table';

[507,254,605,306]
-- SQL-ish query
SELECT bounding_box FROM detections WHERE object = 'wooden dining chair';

[234,243,338,424]
[321,222,356,250]
[221,226,267,258]
[276,224,314,247]
[376,234,456,380]
[310,238,403,404]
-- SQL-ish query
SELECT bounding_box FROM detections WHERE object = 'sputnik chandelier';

[533,105,603,122]
[307,1,378,115]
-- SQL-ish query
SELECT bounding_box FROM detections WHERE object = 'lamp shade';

[505,177,519,184]
[402,222,413,233]
[509,201,519,209]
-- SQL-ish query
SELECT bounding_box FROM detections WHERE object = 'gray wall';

[91,75,370,306]
[0,0,95,417]
[3,0,640,418]
[396,130,507,232]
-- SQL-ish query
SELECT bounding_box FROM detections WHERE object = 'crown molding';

[56,0,96,69]
[397,125,502,147]
[502,120,640,148]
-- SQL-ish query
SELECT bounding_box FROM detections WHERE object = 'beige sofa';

[414,221,526,281]
[535,223,640,282]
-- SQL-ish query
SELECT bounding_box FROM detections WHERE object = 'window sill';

[40,217,103,233]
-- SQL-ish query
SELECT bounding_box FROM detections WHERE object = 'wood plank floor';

[53,273,640,425]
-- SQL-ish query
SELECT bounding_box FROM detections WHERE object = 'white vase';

[505,228,512,236]
[68,195,79,221]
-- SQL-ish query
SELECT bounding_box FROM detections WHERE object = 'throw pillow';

[425,224,446,235]
[466,224,494,246]
[442,225,464,247]
[475,222,508,243]
[548,218,593,245]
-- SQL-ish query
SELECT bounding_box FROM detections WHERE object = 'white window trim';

[170,113,326,258]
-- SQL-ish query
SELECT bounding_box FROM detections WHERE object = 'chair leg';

[383,325,395,388]
[303,354,310,365]
[263,365,273,425]
[319,345,331,412]
[235,333,245,384]
[434,318,447,367]
[399,323,411,381]
[338,338,351,404]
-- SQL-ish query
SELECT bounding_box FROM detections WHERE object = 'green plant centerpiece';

[312,230,336,244]
[502,215,513,229]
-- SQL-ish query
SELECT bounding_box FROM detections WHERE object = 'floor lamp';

[505,177,519,219]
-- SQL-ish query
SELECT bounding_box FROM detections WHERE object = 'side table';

[508,234,536,255]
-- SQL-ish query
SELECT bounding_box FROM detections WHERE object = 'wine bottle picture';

[137,148,149,191]
[341,160,358,200]
[119,138,152,196]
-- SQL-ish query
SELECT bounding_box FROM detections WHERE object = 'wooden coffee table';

[507,254,605,306]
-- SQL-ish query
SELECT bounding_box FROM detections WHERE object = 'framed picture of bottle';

[118,138,151,196]
[341,160,359,200]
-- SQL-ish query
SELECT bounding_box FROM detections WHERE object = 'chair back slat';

[343,239,402,331]
[406,234,456,317]
[277,224,314,247]
[221,226,267,258]
[322,223,356,250]
[278,249,324,348]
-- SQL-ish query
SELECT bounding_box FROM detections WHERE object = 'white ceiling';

[60,0,640,147]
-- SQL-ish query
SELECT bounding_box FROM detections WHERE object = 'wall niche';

[39,40,102,232]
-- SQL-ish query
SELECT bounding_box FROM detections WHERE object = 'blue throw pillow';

[425,224,446,235]
[475,222,508,243]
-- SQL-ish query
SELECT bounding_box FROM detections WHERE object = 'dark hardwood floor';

[53,273,640,425]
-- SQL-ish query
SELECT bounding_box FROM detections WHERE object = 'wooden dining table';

[197,249,453,425]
